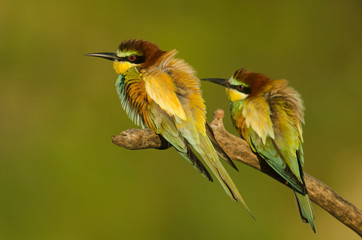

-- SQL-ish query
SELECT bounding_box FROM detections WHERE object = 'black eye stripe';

[231,85,251,94]
[117,55,145,64]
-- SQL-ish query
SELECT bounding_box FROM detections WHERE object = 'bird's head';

[86,39,165,74]
[202,68,271,102]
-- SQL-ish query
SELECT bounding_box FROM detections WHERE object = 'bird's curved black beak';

[201,78,230,88]
[85,52,117,61]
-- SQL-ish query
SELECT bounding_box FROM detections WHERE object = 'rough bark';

[111,109,362,236]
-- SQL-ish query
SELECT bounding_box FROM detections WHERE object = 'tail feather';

[205,122,238,171]
[179,146,213,182]
[294,191,316,233]
[197,134,254,220]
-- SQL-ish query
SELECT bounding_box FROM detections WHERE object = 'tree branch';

[111,109,362,236]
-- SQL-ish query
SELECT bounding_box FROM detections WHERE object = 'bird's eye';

[128,55,136,61]
[237,85,244,91]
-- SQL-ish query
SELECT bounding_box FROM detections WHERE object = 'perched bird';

[202,68,315,232]
[86,40,252,215]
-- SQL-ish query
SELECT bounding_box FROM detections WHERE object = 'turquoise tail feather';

[294,191,315,233]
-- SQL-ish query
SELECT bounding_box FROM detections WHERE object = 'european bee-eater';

[203,68,315,232]
[86,40,252,215]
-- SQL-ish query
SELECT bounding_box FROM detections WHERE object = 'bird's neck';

[230,100,245,119]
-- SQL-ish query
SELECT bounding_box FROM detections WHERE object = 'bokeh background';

[1,0,361,239]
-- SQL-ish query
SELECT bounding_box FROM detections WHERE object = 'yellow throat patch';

[113,61,135,74]
[226,88,249,102]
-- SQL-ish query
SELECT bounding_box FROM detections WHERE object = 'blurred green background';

[1,0,361,239]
